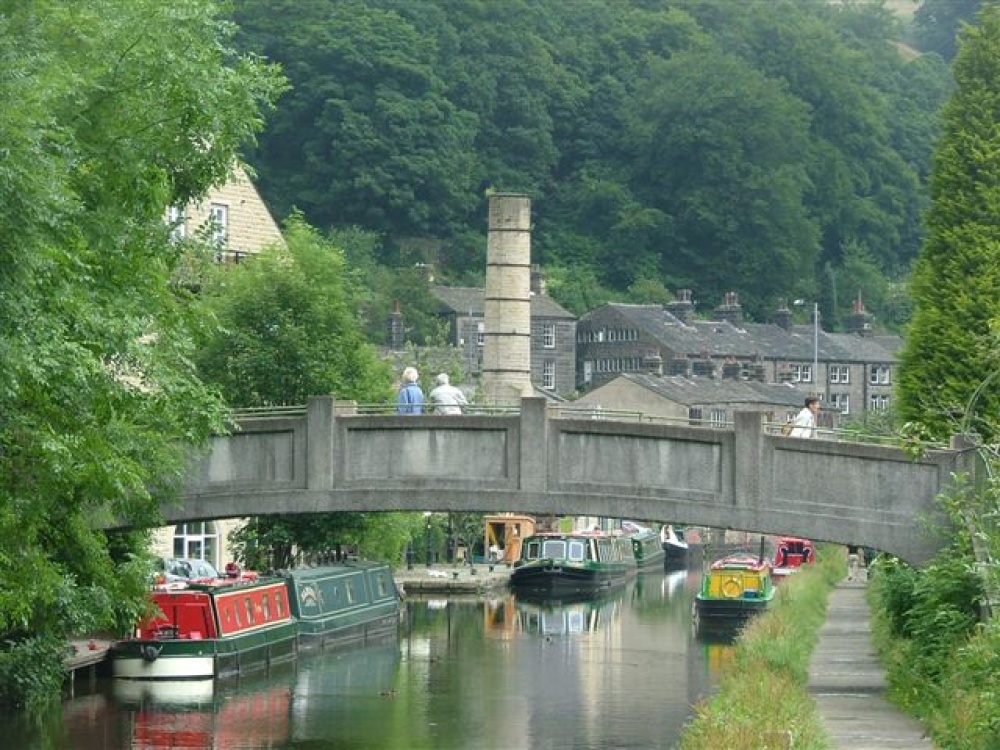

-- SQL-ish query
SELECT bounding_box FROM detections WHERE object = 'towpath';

[808,573,936,748]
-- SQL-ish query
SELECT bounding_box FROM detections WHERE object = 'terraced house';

[576,291,900,420]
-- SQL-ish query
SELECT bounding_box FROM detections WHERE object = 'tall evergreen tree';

[897,5,1000,441]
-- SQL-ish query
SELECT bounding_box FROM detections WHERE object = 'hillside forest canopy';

[233,0,965,334]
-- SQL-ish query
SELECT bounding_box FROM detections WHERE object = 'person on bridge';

[429,373,468,414]
[789,396,820,438]
[396,367,425,414]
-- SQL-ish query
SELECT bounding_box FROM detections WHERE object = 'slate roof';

[432,286,576,320]
[587,303,899,364]
[613,373,807,408]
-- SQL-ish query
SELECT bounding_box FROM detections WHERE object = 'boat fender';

[140,644,162,662]
[722,578,742,598]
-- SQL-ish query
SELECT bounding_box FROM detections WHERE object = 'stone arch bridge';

[157,396,978,565]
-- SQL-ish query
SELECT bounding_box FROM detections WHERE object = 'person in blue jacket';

[396,366,425,414]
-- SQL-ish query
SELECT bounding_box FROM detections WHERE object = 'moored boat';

[772,536,815,579]
[285,562,402,650]
[624,522,666,570]
[694,553,775,631]
[112,573,298,681]
[509,530,637,602]
[113,561,403,681]
[660,524,689,565]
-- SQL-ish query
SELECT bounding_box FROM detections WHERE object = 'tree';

[897,5,1000,441]
[0,0,283,709]
[195,217,412,564]
[914,0,982,60]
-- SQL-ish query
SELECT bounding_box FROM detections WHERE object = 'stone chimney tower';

[665,288,695,323]
[481,193,533,404]
[387,299,404,350]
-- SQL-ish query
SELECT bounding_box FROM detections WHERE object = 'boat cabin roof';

[710,554,770,572]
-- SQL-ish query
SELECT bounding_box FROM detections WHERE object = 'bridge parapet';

[168,396,968,565]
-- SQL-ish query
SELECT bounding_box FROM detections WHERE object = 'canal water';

[6,565,735,750]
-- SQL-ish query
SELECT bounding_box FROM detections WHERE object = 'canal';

[5,565,733,749]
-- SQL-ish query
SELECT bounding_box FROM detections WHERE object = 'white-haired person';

[396,366,425,414]
[428,373,468,415]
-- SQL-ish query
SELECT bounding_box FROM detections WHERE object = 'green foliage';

[0,0,283,709]
[195,216,394,406]
[233,0,947,330]
[897,5,1000,441]
[914,0,982,60]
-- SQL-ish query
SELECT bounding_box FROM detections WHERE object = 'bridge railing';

[228,402,949,451]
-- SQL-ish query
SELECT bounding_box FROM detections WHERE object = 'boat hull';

[112,622,298,680]
[510,563,632,602]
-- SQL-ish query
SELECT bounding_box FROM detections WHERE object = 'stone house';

[576,291,900,420]
[573,372,816,429]
[166,163,284,261]
[430,270,577,398]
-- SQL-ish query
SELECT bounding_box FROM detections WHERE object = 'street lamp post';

[794,300,820,398]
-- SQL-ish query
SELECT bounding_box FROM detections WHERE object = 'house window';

[830,393,850,414]
[582,361,593,383]
[829,365,850,384]
[869,393,890,411]
[542,361,555,390]
[688,407,703,425]
[791,364,813,383]
[709,408,727,428]
[476,322,485,347]
[172,521,218,568]
[166,206,186,241]
[209,203,228,247]
[543,324,556,348]
[869,365,890,385]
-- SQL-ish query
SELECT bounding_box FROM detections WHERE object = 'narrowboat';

[112,573,298,680]
[285,561,402,650]
[660,524,690,565]
[113,562,403,681]
[772,536,815,579]
[628,527,667,569]
[509,530,637,602]
[694,554,775,630]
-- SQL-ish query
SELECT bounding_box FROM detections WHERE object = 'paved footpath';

[808,574,937,749]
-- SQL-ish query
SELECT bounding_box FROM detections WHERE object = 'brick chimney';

[848,295,874,337]
[714,291,742,325]
[665,288,695,323]
[773,299,792,330]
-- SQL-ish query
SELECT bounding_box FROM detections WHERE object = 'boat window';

[244,597,255,625]
[262,594,271,621]
[346,581,356,604]
[525,540,542,559]
[568,540,586,561]
[541,540,567,559]
[274,592,284,618]
[376,576,388,597]
[232,600,241,627]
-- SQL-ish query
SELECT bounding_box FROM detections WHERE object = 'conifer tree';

[896,5,1000,441]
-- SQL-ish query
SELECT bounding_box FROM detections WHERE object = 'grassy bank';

[678,546,844,750]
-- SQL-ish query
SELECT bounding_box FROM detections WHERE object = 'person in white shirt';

[429,373,468,415]
[789,396,820,438]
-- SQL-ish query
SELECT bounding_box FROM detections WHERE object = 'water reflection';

[11,567,741,750]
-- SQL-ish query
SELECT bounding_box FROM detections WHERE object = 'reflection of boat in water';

[113,667,295,748]
[509,530,636,602]
[514,591,624,637]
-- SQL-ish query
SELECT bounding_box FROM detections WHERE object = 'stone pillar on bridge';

[519,396,549,494]
[733,411,767,510]
[481,193,533,405]
[306,396,336,491]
